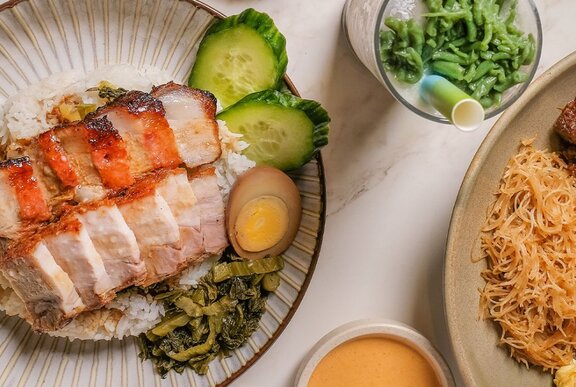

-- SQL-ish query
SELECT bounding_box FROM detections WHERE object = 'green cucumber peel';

[217,90,330,170]
[188,9,288,107]
[203,8,288,83]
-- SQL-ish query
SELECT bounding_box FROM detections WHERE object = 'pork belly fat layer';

[1,242,85,331]
[189,168,228,255]
[43,220,115,309]
[118,190,185,285]
[156,170,204,260]
[77,204,145,290]
[152,83,221,169]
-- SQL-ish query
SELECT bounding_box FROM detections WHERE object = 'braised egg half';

[227,166,301,260]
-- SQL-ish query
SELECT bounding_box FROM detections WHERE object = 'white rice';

[0,64,255,340]
[1,64,172,142]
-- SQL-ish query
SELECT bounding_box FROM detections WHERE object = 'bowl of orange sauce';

[294,319,455,387]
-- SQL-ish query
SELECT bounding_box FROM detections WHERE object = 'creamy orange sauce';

[308,336,442,387]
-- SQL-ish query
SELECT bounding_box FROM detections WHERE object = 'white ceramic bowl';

[294,319,455,387]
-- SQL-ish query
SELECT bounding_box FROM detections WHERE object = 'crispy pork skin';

[37,130,79,189]
[0,157,50,238]
[1,241,85,331]
[75,203,145,290]
[151,83,221,168]
[43,218,115,309]
[92,91,181,174]
[84,117,134,189]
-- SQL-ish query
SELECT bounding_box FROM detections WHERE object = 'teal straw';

[420,75,484,131]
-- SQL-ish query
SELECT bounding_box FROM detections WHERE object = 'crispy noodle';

[480,138,576,371]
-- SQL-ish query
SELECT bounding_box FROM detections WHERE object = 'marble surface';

[206,0,571,386]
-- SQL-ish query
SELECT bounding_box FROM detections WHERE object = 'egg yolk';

[235,195,289,252]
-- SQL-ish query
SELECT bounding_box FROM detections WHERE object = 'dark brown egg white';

[226,166,301,259]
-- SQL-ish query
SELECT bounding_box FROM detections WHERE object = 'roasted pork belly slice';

[152,82,221,168]
[54,122,105,201]
[1,241,85,332]
[156,169,204,261]
[75,202,145,290]
[117,187,185,286]
[37,131,79,189]
[0,157,50,238]
[92,91,181,175]
[43,218,115,309]
[84,117,134,189]
[8,135,74,202]
[189,167,228,255]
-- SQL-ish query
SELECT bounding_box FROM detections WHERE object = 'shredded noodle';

[480,139,576,371]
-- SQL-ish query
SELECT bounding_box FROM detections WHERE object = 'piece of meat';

[116,180,185,286]
[151,82,221,168]
[75,202,145,290]
[0,164,24,238]
[156,169,204,261]
[84,116,134,189]
[555,98,576,144]
[54,122,105,201]
[188,167,228,255]
[7,136,74,204]
[91,91,181,175]
[37,131,79,188]
[0,158,51,238]
[0,241,85,332]
[42,218,115,309]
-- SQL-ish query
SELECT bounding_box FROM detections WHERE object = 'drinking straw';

[420,75,484,131]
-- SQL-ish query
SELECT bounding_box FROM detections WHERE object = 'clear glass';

[344,0,543,124]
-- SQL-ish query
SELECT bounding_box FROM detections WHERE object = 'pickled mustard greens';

[140,253,284,377]
[380,0,536,108]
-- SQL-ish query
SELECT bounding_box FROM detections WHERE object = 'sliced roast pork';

[91,90,181,175]
[0,158,50,239]
[0,163,229,331]
[117,181,185,286]
[156,169,204,261]
[189,167,228,255]
[151,82,221,168]
[0,83,225,238]
[42,218,115,309]
[75,202,145,290]
[0,240,85,331]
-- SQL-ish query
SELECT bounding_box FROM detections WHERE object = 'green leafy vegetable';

[379,0,537,108]
[212,256,284,283]
[139,253,284,377]
[96,81,128,101]
[217,90,330,171]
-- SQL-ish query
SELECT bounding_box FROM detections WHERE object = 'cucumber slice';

[189,9,288,108]
[217,90,330,171]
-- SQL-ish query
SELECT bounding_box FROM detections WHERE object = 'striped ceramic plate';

[0,1,326,386]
